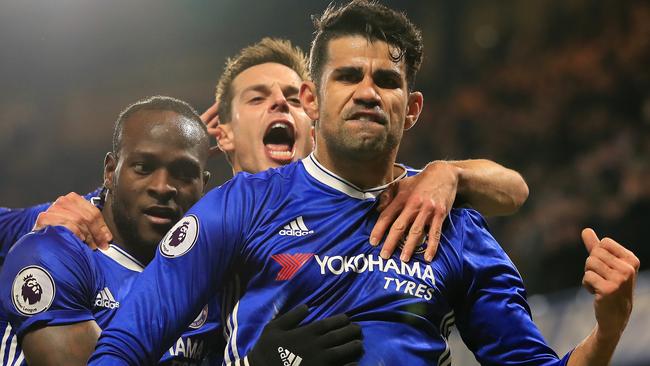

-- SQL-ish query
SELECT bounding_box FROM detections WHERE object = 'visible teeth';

[271,123,289,130]
[269,150,292,157]
[358,116,372,121]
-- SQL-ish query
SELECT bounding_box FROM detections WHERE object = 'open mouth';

[263,121,295,164]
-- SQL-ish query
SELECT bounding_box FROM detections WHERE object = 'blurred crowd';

[401,0,650,293]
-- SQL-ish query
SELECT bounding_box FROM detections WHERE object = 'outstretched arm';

[372,159,528,262]
[22,321,101,366]
[567,229,639,366]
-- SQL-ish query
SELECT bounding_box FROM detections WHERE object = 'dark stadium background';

[1,1,648,364]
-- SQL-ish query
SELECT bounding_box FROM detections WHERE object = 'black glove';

[247,304,363,366]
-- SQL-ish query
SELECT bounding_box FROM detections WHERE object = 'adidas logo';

[278,216,314,237]
[94,287,120,309]
[277,346,302,366]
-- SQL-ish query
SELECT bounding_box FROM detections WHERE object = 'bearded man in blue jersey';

[87,1,639,366]
[0,37,530,366]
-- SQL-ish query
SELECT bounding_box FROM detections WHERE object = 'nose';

[352,75,381,109]
[269,86,290,113]
[147,169,178,201]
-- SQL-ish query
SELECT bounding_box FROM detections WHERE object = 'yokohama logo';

[271,253,314,281]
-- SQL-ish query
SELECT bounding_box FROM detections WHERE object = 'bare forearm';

[22,321,101,366]
[568,325,622,366]
[447,159,529,216]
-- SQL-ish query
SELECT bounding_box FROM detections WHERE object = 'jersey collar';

[98,244,145,272]
[301,153,406,200]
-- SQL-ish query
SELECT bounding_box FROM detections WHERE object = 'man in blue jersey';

[88,2,639,366]
[0,96,367,366]
[0,38,530,366]
[0,96,226,366]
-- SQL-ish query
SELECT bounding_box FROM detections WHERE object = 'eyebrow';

[331,66,404,82]
[373,69,403,82]
[240,84,300,96]
[331,66,363,77]
[129,151,202,167]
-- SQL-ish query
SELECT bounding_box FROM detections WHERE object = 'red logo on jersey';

[271,253,314,281]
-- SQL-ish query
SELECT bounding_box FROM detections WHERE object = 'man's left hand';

[370,161,460,263]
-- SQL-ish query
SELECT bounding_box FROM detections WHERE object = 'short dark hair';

[112,95,207,155]
[309,0,423,90]
[215,37,309,123]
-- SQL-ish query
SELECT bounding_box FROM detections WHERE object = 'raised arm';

[456,211,637,365]
[372,159,528,262]
[567,229,639,366]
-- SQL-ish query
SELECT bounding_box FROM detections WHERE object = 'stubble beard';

[321,113,400,162]
[110,186,156,250]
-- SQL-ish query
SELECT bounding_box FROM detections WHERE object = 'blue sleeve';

[89,176,255,366]
[0,204,50,268]
[0,226,97,338]
[454,209,573,365]
[0,187,103,268]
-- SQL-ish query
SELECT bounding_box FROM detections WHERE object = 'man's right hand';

[33,192,111,249]
[200,101,222,157]
[582,228,640,339]
[247,305,363,366]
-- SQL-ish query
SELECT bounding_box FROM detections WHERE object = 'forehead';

[120,109,204,157]
[231,62,303,95]
[325,36,406,75]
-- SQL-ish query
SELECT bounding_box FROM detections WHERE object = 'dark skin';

[21,109,210,366]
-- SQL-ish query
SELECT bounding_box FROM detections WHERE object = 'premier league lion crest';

[21,274,42,304]
[168,221,190,247]
[12,266,55,316]
[160,215,199,258]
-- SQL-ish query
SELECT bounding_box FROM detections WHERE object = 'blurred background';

[1,0,648,364]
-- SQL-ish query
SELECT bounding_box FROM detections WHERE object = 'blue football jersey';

[0,188,103,365]
[0,226,222,365]
[91,154,572,366]
[0,188,103,268]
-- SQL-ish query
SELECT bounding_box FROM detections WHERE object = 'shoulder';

[8,226,90,260]
[2,226,94,287]
[203,162,300,204]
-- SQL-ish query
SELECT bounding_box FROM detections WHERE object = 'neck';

[313,145,398,190]
[102,198,154,265]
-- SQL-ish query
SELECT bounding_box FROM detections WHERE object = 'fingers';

[319,321,361,348]
[380,205,417,260]
[200,101,220,126]
[581,228,600,254]
[200,102,222,157]
[270,304,310,330]
[33,193,111,249]
[599,237,641,271]
[582,269,602,295]
[324,339,364,365]
[370,184,401,246]
[424,211,444,263]
[582,231,639,302]
[303,313,351,335]
[400,205,431,262]
[35,211,95,248]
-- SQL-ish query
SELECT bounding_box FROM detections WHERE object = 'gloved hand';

[247,304,363,366]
